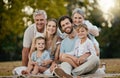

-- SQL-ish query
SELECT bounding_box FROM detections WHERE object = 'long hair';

[45,19,58,56]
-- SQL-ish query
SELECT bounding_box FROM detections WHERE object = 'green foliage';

[0,0,67,61]
[0,0,120,61]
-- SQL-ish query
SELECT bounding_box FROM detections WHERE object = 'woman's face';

[72,13,84,26]
[46,21,57,35]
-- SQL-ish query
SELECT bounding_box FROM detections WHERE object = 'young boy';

[61,24,96,68]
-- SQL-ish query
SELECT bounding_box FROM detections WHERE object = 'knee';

[88,55,100,65]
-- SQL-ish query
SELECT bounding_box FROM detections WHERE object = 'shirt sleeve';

[23,27,33,48]
[84,20,99,37]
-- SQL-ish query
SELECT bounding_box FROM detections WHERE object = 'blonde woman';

[44,19,61,74]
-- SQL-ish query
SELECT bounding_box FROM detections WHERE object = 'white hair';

[33,10,47,19]
[72,8,84,17]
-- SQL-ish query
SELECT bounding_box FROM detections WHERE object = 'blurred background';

[0,0,120,61]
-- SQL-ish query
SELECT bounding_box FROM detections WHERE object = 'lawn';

[0,59,120,76]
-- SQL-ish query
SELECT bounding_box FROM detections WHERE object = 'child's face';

[72,13,84,26]
[35,39,45,51]
[46,21,57,35]
[77,27,88,39]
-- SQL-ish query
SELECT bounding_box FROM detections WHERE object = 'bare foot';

[21,70,28,75]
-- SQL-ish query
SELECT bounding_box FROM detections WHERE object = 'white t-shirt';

[23,23,44,48]
[68,38,96,57]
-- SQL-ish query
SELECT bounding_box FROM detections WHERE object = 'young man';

[54,16,99,77]
[22,10,47,66]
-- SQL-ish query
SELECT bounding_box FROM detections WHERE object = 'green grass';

[0,59,120,76]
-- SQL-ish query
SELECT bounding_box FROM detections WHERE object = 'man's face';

[61,18,73,34]
[72,13,84,26]
[34,14,46,31]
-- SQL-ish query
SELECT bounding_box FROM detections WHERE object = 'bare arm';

[22,26,34,66]
[54,44,60,61]
[54,36,62,61]
[29,38,36,61]
[41,59,53,66]
[22,47,30,66]
[77,52,91,65]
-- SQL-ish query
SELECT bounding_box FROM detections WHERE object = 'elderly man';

[22,10,47,66]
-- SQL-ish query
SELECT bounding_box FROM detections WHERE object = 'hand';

[41,61,48,66]
[77,57,86,65]
[50,62,57,72]
[30,61,37,65]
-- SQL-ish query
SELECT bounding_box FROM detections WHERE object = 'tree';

[0,0,67,61]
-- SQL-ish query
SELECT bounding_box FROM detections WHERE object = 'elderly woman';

[72,8,100,56]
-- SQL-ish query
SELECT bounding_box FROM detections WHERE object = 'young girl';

[22,36,52,75]
[61,24,96,68]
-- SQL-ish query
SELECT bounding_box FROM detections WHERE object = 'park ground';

[0,59,120,77]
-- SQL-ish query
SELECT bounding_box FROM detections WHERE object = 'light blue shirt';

[60,36,78,53]
[31,50,50,63]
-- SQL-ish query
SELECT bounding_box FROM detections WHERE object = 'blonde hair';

[76,24,88,33]
[45,19,58,56]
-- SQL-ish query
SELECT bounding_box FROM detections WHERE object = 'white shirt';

[71,38,96,57]
[23,23,44,48]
